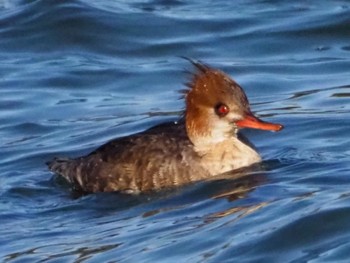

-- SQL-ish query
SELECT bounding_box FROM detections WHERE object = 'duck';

[48,60,283,194]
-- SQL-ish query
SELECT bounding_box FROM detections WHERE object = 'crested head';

[182,60,283,149]
[183,60,250,147]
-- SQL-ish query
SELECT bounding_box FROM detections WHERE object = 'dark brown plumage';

[49,122,209,193]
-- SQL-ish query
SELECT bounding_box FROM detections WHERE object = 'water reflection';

[207,202,268,221]
[140,166,269,221]
[4,243,122,263]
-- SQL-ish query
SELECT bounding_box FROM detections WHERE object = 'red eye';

[215,103,230,117]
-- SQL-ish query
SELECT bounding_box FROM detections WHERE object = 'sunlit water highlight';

[0,1,350,262]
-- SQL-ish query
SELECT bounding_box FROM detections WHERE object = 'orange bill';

[236,112,283,132]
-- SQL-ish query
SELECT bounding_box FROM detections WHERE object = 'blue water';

[1,0,350,262]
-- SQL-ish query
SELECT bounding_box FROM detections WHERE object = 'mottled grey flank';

[48,122,209,193]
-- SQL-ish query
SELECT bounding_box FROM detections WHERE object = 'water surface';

[1,0,350,262]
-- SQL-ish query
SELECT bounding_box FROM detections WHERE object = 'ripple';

[1,0,350,262]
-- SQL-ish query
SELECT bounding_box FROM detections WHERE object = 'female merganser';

[48,60,283,194]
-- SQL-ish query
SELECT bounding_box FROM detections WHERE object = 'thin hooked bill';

[235,112,283,132]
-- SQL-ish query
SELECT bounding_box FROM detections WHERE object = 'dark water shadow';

[45,161,285,219]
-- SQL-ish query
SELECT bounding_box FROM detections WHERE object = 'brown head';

[183,60,283,148]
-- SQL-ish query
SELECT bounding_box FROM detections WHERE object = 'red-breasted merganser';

[48,61,283,194]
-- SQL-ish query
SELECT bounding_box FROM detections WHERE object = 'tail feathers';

[47,157,87,193]
[47,157,77,184]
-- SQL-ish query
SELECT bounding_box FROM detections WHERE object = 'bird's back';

[48,122,209,193]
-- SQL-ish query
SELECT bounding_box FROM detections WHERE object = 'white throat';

[194,136,262,176]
